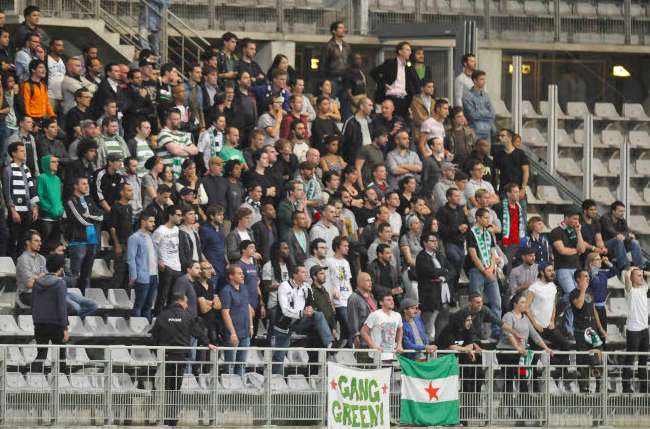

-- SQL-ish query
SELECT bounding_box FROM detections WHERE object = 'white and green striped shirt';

[133,136,155,177]
[156,127,194,177]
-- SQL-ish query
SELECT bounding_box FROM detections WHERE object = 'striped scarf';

[9,162,36,212]
[471,226,492,267]
[501,198,526,241]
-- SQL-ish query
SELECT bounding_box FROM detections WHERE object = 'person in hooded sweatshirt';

[31,253,68,372]
[37,154,64,244]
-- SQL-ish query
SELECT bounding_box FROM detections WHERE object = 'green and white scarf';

[471,226,492,267]
[501,198,526,240]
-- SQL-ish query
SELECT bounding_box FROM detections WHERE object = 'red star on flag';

[330,378,337,391]
[381,383,388,395]
[425,382,439,401]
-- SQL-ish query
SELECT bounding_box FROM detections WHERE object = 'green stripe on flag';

[398,354,459,380]
[400,398,460,426]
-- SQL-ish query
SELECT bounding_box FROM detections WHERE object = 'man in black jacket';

[601,200,649,271]
[91,63,124,118]
[370,41,419,118]
[151,292,218,426]
[416,232,452,341]
[31,254,68,372]
[368,243,402,305]
[436,187,469,296]
[251,202,277,264]
[231,71,258,146]
[64,176,103,293]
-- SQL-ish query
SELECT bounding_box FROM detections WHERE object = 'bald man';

[347,272,377,348]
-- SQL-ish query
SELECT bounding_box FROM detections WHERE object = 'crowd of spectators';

[3,7,650,401]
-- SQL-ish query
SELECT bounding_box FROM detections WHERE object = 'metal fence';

[1,344,650,426]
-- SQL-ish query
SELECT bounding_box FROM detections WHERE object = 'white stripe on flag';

[400,374,459,403]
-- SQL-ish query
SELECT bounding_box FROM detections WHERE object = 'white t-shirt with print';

[364,309,403,360]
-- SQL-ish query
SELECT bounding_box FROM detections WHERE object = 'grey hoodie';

[32,274,68,327]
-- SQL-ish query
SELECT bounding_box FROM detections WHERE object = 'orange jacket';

[22,80,55,119]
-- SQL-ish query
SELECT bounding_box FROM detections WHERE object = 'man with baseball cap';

[507,247,538,299]
[93,152,125,213]
[309,265,336,341]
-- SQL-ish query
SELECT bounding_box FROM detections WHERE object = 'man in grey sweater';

[15,230,46,308]
[347,272,377,350]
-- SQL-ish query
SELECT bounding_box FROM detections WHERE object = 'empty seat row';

[68,287,133,310]
[531,101,650,122]
[0,314,152,338]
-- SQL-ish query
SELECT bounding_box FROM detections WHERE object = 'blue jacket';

[199,223,226,279]
[462,88,495,140]
[402,315,430,359]
[588,266,618,305]
[127,230,156,284]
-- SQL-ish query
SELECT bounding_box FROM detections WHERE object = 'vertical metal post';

[483,0,491,40]
[554,0,561,42]
[319,350,328,426]
[620,137,631,220]
[624,0,632,45]
[158,350,166,425]
[93,0,101,18]
[583,113,594,199]
[210,349,218,424]
[55,0,63,17]
[601,355,608,426]
[276,0,285,34]
[486,352,494,426]
[547,84,558,175]
[447,47,454,102]
[359,0,369,36]
[0,347,6,425]
[53,346,60,425]
[207,0,216,30]
[544,351,550,428]
[414,0,422,22]
[105,348,114,425]
[160,8,169,64]
[512,55,523,135]
[265,348,273,426]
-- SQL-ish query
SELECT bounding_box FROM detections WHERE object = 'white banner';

[327,362,392,429]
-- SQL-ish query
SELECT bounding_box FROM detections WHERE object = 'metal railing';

[2,344,650,427]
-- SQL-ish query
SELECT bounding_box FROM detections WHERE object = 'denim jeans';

[469,267,502,336]
[606,237,646,271]
[133,275,158,321]
[224,336,251,376]
[556,268,576,334]
[272,311,334,374]
[66,292,98,318]
[69,244,97,293]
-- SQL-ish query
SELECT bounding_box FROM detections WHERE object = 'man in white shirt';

[622,267,650,393]
[361,293,404,361]
[271,265,334,373]
[47,38,66,115]
[309,203,340,257]
[327,236,353,346]
[465,160,498,209]
[418,98,449,144]
[152,205,183,315]
[454,53,476,107]
[526,262,572,388]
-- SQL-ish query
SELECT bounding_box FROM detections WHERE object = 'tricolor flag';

[399,354,460,426]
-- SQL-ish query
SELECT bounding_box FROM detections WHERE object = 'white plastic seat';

[525,186,545,205]
[537,186,572,204]
[574,126,603,146]
[270,373,290,392]
[557,128,577,147]
[635,152,650,175]
[597,2,621,16]
[607,325,625,344]
[111,348,135,366]
[49,373,73,392]
[547,214,565,230]
[17,315,34,335]
[539,101,574,119]
[245,349,264,366]
[601,124,625,147]
[287,374,314,391]
[629,125,650,148]
[26,372,51,390]
[522,100,545,118]
[68,316,92,337]
[66,347,91,365]
[107,289,133,309]
[334,350,357,365]
[593,158,613,177]
[91,259,113,279]
[607,297,627,318]
[494,100,511,118]
[592,186,616,205]
[6,347,26,366]
[608,150,621,176]
[221,373,253,392]
[21,344,52,367]
[180,373,202,392]
[285,349,309,365]
[607,276,625,290]
[566,102,591,118]
[106,316,136,336]
[505,0,524,14]
[85,288,112,309]
[557,154,583,177]
[131,348,157,365]
[0,315,21,336]
[623,103,650,121]
[69,373,102,393]
[522,126,546,147]
[628,215,650,234]
[594,102,624,120]
[524,1,548,14]
[628,187,648,206]
[85,316,116,336]
[129,317,152,336]
[0,257,16,277]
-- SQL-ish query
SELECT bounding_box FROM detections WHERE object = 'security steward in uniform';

[151,292,218,426]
